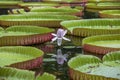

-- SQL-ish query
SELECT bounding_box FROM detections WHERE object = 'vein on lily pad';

[51,29,71,46]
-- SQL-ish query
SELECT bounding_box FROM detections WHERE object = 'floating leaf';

[86,2,120,12]
[27,7,82,16]
[88,0,119,2]
[68,51,120,80]
[0,14,79,27]
[99,10,120,18]
[43,0,87,3]
[0,67,56,80]
[0,26,54,46]
[0,1,20,8]
[83,34,120,54]
[0,46,44,69]
[61,19,120,37]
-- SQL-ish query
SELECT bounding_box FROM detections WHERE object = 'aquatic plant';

[51,29,71,46]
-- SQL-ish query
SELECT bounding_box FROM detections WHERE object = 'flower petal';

[57,29,63,38]
[51,33,57,36]
[57,38,62,46]
[57,57,64,65]
[63,30,67,36]
[63,37,71,41]
[63,57,67,62]
[51,37,57,42]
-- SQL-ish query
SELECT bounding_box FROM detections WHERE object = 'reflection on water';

[30,35,82,80]
[32,35,103,80]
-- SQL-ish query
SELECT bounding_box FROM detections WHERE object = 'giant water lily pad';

[19,2,60,7]
[0,26,54,46]
[68,51,120,80]
[86,2,120,12]
[87,0,119,2]
[0,14,79,27]
[0,46,44,69]
[43,0,87,3]
[0,67,56,80]
[23,7,83,16]
[0,1,21,8]
[99,10,120,18]
[61,19,120,37]
[83,34,120,54]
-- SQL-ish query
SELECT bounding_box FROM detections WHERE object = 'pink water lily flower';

[51,29,70,46]
[52,49,68,65]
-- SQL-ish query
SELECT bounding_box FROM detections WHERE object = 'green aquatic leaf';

[0,26,54,46]
[0,46,44,69]
[30,7,80,13]
[0,67,56,80]
[68,51,120,80]
[83,34,120,54]
[99,10,120,18]
[0,14,79,27]
[61,19,120,37]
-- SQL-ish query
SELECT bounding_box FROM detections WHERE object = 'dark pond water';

[31,35,103,80]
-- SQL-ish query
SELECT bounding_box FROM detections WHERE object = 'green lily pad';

[0,1,21,8]
[99,10,120,18]
[0,14,79,27]
[26,7,82,16]
[68,51,120,80]
[43,0,86,3]
[0,67,56,80]
[0,26,54,46]
[19,2,60,7]
[30,7,79,12]
[86,2,120,12]
[87,0,119,2]
[0,46,44,69]
[83,34,120,54]
[61,19,120,37]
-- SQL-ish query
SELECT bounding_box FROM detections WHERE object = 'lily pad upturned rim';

[0,46,44,69]
[68,51,120,80]
[0,14,79,21]
[0,26,54,46]
[87,0,120,2]
[42,0,87,3]
[0,14,79,27]
[19,2,60,7]
[0,67,56,80]
[61,19,120,37]
[30,7,80,13]
[0,1,22,8]
[99,10,120,18]
[6,25,54,35]
[86,2,120,9]
[82,34,120,54]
